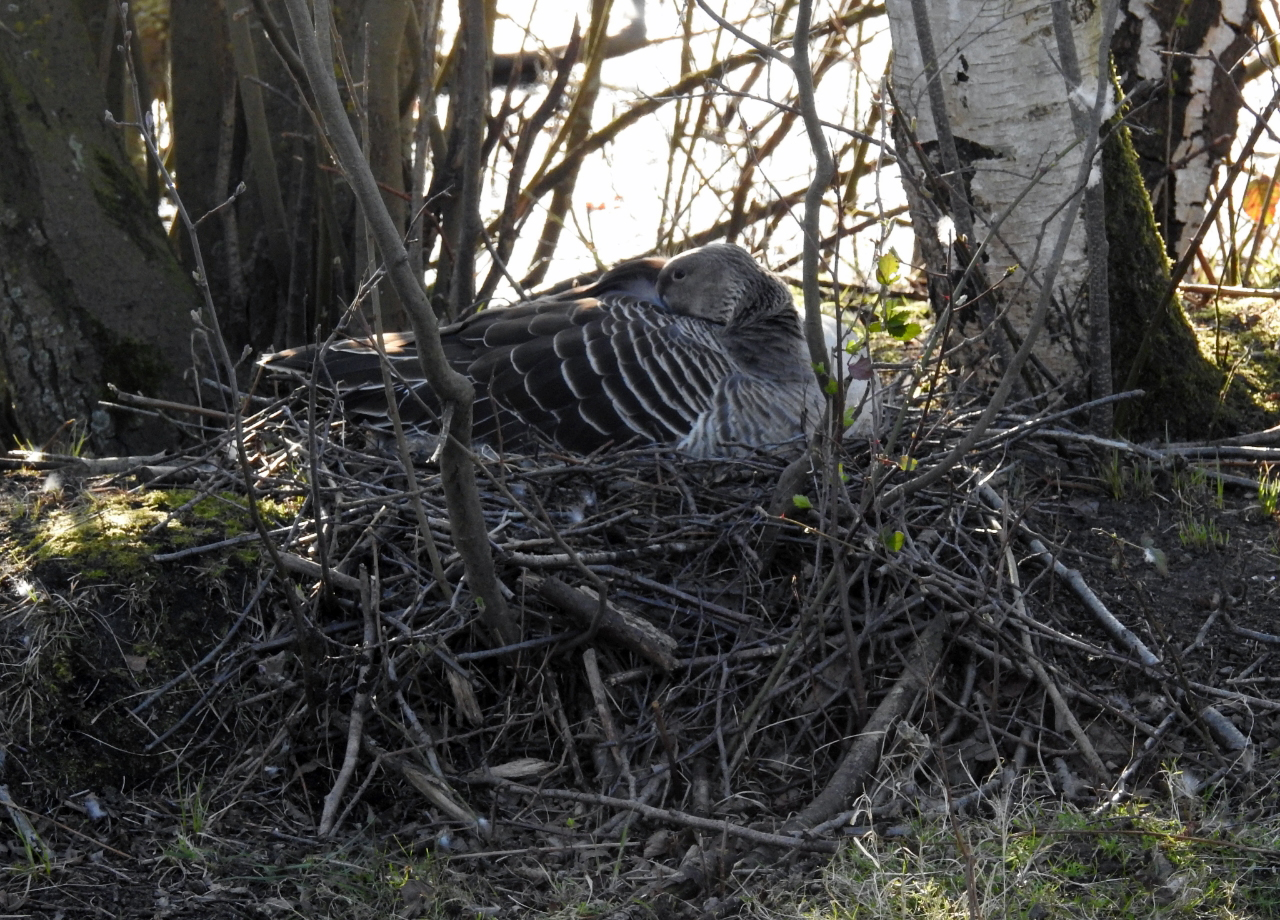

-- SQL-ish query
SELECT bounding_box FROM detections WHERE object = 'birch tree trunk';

[886,0,1106,392]
[885,0,1252,437]
[1112,0,1258,260]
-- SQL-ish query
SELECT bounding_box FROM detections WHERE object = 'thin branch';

[790,0,837,381]
[280,0,518,646]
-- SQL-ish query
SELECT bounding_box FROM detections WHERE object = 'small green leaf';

[876,251,900,286]
[824,378,839,395]
[792,494,812,510]
[898,455,918,471]
[897,322,922,341]
[881,530,905,552]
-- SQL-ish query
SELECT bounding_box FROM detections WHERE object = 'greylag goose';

[260,243,824,457]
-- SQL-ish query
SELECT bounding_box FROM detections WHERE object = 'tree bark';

[1112,0,1258,260]
[887,0,1105,390]
[0,0,197,453]
[885,0,1246,437]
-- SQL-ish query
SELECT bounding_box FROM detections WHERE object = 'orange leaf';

[1242,178,1278,225]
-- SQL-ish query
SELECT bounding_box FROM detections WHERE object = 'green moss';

[30,491,168,573]
[1104,118,1267,437]
[21,488,296,576]
[0,478,297,793]
[91,149,165,262]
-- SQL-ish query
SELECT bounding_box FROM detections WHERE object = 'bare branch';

[280,0,519,646]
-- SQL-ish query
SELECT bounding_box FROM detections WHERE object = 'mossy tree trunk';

[1104,123,1247,439]
[0,0,198,454]
[885,0,1253,439]
[1111,0,1258,261]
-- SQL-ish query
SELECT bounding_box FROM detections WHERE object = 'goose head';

[656,243,792,326]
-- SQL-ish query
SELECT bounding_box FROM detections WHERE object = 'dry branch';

[529,575,678,672]
[281,0,517,646]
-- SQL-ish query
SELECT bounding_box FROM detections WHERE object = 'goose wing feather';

[259,246,821,456]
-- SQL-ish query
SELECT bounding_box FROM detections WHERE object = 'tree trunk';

[886,0,1104,390]
[1103,123,1231,438]
[0,0,198,454]
[1112,0,1258,261]
[347,0,416,330]
[885,0,1246,437]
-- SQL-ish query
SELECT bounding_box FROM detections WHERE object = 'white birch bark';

[886,0,1109,387]
[1116,0,1255,259]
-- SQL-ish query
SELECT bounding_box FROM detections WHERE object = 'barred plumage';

[259,243,824,458]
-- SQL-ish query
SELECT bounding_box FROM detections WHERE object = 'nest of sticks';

[7,382,1277,892]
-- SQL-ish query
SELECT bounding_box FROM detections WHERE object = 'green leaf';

[898,455,918,471]
[824,378,839,395]
[876,251,900,286]
[897,322,922,341]
[881,530,905,552]
[792,494,812,510]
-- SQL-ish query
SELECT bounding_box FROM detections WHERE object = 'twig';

[1180,282,1280,299]
[1005,545,1111,783]
[583,648,636,800]
[790,0,839,381]
[966,389,1144,453]
[529,574,678,671]
[785,613,947,831]
[980,485,1161,668]
[500,544,702,568]
[319,566,377,835]
[281,0,518,646]
[488,780,839,853]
